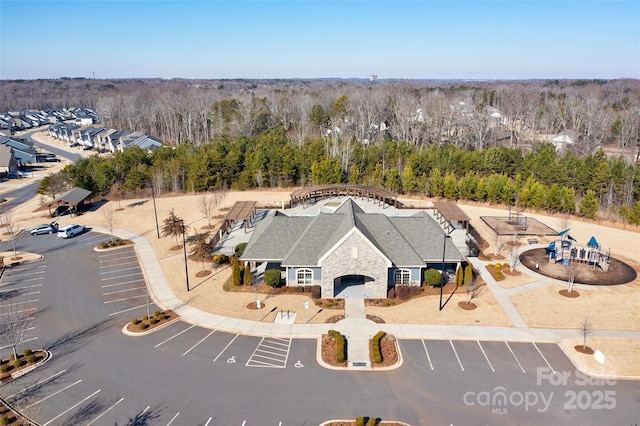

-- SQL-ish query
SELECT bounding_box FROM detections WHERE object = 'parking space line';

[213,334,239,362]
[204,417,212,426]
[102,286,146,296]
[87,397,124,425]
[0,277,44,286]
[100,266,140,275]
[101,279,145,289]
[5,298,38,306]
[0,271,45,279]
[101,273,142,281]
[135,406,151,420]
[476,341,495,372]
[155,324,195,347]
[0,284,42,293]
[2,336,37,351]
[449,340,464,372]
[421,340,434,370]
[100,260,139,268]
[532,342,555,374]
[504,342,526,373]
[24,379,82,409]
[0,307,36,315]
[166,412,180,425]
[104,294,147,304]
[42,389,101,426]
[7,370,66,399]
[183,330,215,356]
[109,304,148,316]
[98,251,134,259]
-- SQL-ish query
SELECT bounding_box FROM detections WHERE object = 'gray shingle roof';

[242,197,464,267]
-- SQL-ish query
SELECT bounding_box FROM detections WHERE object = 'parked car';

[57,224,86,238]
[30,222,58,235]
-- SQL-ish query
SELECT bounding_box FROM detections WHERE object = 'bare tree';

[190,232,212,273]
[103,204,116,243]
[466,282,483,304]
[509,247,521,272]
[109,181,125,210]
[4,213,18,259]
[0,302,35,359]
[566,264,578,294]
[199,194,215,228]
[493,235,506,257]
[577,314,594,350]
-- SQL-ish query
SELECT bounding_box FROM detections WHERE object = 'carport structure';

[289,184,401,208]
[44,187,92,217]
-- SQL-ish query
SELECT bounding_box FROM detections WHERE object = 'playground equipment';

[544,229,611,271]
[507,204,528,231]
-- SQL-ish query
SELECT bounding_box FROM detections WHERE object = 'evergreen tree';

[579,190,599,218]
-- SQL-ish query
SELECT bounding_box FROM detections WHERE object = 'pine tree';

[243,262,252,286]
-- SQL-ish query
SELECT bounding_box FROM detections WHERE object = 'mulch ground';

[321,333,398,368]
[520,248,637,285]
[559,289,580,298]
[458,301,477,310]
[575,345,595,354]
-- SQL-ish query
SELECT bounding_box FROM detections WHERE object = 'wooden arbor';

[289,185,401,209]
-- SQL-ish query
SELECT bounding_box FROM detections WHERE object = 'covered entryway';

[333,274,376,298]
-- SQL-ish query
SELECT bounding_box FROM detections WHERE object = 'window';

[394,269,410,286]
[296,268,313,286]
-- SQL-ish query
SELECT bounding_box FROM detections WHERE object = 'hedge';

[424,268,442,286]
[371,331,386,364]
[263,269,281,287]
[328,329,346,363]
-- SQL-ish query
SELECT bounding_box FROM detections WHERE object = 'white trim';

[317,227,392,267]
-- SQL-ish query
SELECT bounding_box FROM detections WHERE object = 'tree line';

[46,134,640,224]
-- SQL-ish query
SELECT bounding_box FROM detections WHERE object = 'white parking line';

[7,370,66,399]
[504,342,526,373]
[476,341,495,372]
[0,307,36,315]
[102,286,145,296]
[101,272,142,281]
[155,324,195,348]
[104,294,148,304]
[98,251,134,259]
[24,379,82,409]
[43,389,101,426]
[166,412,180,425]
[21,291,41,297]
[109,304,148,316]
[204,417,212,426]
[0,284,42,293]
[101,279,145,288]
[87,397,124,425]
[135,406,151,420]
[2,336,38,350]
[421,340,434,370]
[100,266,140,275]
[100,260,139,268]
[0,270,45,279]
[213,334,239,362]
[449,340,464,372]
[183,330,215,356]
[4,298,38,306]
[0,277,44,286]
[532,342,555,374]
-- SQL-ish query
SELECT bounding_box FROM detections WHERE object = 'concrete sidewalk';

[102,227,640,375]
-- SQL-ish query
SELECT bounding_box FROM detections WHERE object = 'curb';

[315,335,403,372]
[557,340,639,381]
[9,350,52,381]
[122,317,182,337]
[319,421,410,426]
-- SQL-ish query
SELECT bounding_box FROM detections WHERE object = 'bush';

[13,359,24,369]
[9,354,15,361]
[234,242,248,257]
[143,315,149,321]
[138,323,149,330]
[366,418,377,426]
[424,268,442,286]
[154,310,162,317]
[495,271,504,280]
[149,318,158,325]
[0,364,10,373]
[23,349,33,357]
[100,242,108,249]
[387,286,396,298]
[371,331,386,364]
[0,415,10,425]
[26,355,36,364]
[263,269,281,288]
[328,330,346,363]
[495,262,501,269]
[311,285,321,299]
[131,318,141,325]
[356,417,365,426]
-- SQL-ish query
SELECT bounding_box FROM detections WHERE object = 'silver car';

[30,222,58,235]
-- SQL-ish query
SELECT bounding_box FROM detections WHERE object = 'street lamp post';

[439,231,450,311]
[150,183,160,239]
[180,219,190,292]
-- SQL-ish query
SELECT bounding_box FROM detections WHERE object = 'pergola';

[289,184,401,209]
[223,201,258,233]
[45,187,92,217]
[433,201,471,234]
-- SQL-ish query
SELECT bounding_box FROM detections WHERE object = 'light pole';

[175,218,190,292]
[439,231,451,311]
[149,183,160,239]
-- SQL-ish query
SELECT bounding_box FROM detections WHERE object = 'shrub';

[395,284,412,300]
[234,242,248,257]
[154,310,162,317]
[263,269,281,288]
[26,355,36,364]
[424,268,442,286]
[0,415,10,425]
[366,418,377,426]
[23,349,33,357]
[356,417,365,426]
[328,330,346,363]
[495,262,501,269]
[387,287,396,299]
[371,331,386,364]
[9,354,15,361]
[143,315,149,321]
[149,318,158,325]
[295,286,304,292]
[487,263,495,268]
[138,323,149,330]
[13,359,24,369]
[131,318,141,325]
[311,285,321,299]
[0,364,10,373]
[100,242,107,249]
[495,271,504,280]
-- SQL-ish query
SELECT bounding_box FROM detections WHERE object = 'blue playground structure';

[544,229,611,271]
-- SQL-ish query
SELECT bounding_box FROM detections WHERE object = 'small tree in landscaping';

[466,282,483,304]
[455,265,464,286]
[243,262,252,286]
[264,269,281,288]
[0,302,35,360]
[231,257,242,286]
[493,234,506,257]
[199,194,215,228]
[578,314,593,350]
[190,232,212,273]
[162,209,187,247]
[509,247,520,272]
[103,204,116,243]
[424,268,442,287]
[464,264,474,287]
[566,264,577,294]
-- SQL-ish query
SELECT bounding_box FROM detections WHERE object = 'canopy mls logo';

[463,386,553,414]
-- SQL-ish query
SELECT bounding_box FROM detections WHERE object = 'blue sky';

[1,1,638,80]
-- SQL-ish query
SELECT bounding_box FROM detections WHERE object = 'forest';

[8,77,638,224]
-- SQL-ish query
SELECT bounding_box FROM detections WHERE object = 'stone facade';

[320,231,390,298]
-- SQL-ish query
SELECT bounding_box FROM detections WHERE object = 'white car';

[57,224,86,238]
